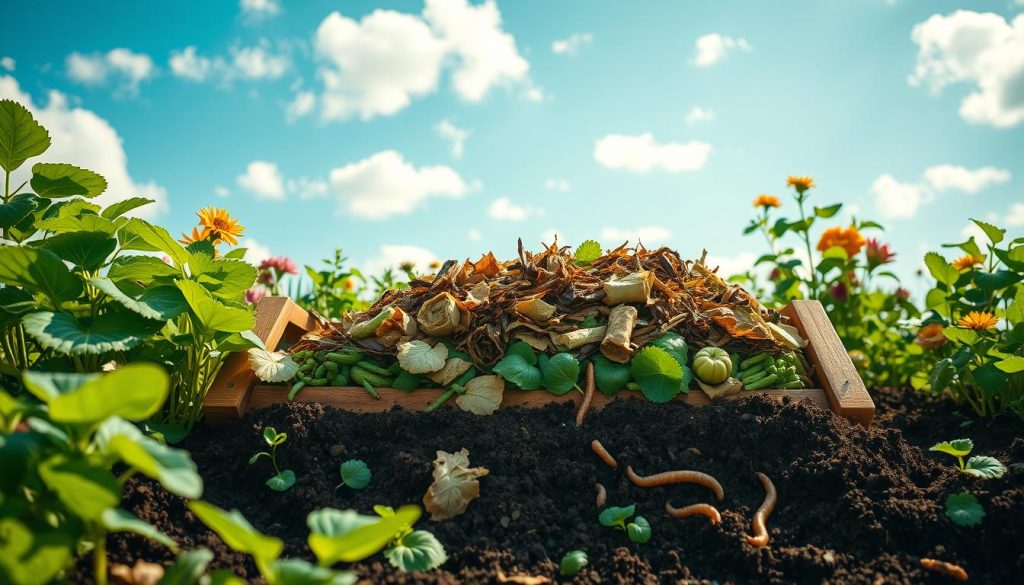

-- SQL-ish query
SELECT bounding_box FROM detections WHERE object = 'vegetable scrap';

[271,241,812,412]
[745,472,777,548]
[423,448,489,521]
[625,466,725,501]
[920,558,968,582]
[665,502,722,524]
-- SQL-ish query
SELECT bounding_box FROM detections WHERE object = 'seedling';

[249,426,296,491]
[560,550,589,576]
[337,459,372,490]
[373,505,448,572]
[929,439,1007,479]
[944,492,985,527]
[598,504,652,544]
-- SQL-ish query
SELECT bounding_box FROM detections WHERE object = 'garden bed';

[96,390,1023,584]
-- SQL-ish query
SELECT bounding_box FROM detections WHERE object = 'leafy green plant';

[0,365,202,585]
[630,347,685,403]
[540,352,581,395]
[944,492,985,527]
[492,341,543,390]
[374,505,447,572]
[560,550,588,576]
[598,504,652,544]
[249,426,296,491]
[291,248,366,318]
[929,439,1007,479]
[337,459,371,490]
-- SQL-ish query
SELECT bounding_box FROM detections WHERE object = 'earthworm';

[665,502,721,524]
[576,362,596,427]
[590,439,618,468]
[595,483,607,508]
[745,472,777,548]
[920,558,968,582]
[625,465,725,501]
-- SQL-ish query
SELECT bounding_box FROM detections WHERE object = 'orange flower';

[957,311,999,330]
[817,226,866,257]
[753,194,781,208]
[787,176,815,193]
[952,255,984,271]
[179,226,211,245]
[197,206,245,246]
[916,323,947,349]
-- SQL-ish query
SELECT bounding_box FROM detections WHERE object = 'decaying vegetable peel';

[294,240,797,368]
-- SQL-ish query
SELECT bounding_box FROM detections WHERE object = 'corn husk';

[551,326,607,350]
[375,307,417,347]
[417,292,470,337]
[600,305,638,363]
[349,307,396,339]
[603,271,654,305]
[515,297,556,322]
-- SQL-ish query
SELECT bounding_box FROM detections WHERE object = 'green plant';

[249,426,296,491]
[0,365,203,585]
[630,346,685,403]
[292,248,365,318]
[560,550,588,576]
[944,492,985,527]
[337,459,371,490]
[374,505,447,572]
[929,439,1007,479]
[598,504,652,544]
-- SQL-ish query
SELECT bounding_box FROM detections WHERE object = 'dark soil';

[99,388,1024,584]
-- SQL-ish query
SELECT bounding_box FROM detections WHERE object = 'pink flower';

[260,256,299,275]
[865,238,895,269]
[258,269,276,286]
[245,286,268,305]
[830,282,848,301]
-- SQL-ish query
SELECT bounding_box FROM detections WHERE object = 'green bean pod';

[326,350,363,365]
[779,379,804,389]
[744,374,779,390]
[360,380,380,399]
[741,353,770,369]
[289,381,306,400]
[351,366,393,388]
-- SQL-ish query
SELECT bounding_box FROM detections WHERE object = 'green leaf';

[942,326,977,345]
[974,270,1022,291]
[924,252,959,287]
[626,516,651,544]
[972,363,1007,397]
[392,370,423,392]
[0,99,51,172]
[942,237,984,260]
[107,255,180,284]
[591,354,631,395]
[821,246,849,261]
[38,455,120,520]
[102,508,178,551]
[492,353,542,390]
[22,309,159,355]
[22,370,100,402]
[505,341,538,365]
[0,518,71,585]
[96,418,203,498]
[559,550,588,577]
[121,218,190,266]
[46,363,169,423]
[267,558,355,585]
[263,426,286,446]
[598,504,634,529]
[38,231,117,270]
[995,355,1024,374]
[176,279,254,335]
[541,352,580,395]
[963,456,1007,479]
[970,218,1004,245]
[36,209,116,234]
[187,254,258,302]
[0,246,83,304]
[944,492,984,527]
[648,332,689,369]
[31,163,107,198]
[307,505,421,566]
[630,346,683,403]
[929,358,956,393]
[814,203,842,218]
[575,240,602,266]
[267,470,296,492]
[188,501,284,564]
[1007,287,1024,325]
[101,197,155,220]
[158,548,214,585]
[91,278,188,321]
[0,193,39,228]
[384,530,447,572]
[930,438,973,458]
[338,459,371,489]
[924,288,949,314]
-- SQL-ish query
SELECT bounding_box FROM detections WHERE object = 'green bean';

[288,380,306,400]
[351,366,392,387]
[326,350,363,365]
[361,379,380,399]
[741,370,770,385]
[354,360,393,377]
[741,353,770,369]
[779,379,804,389]
[331,373,350,386]
[744,374,779,390]
[426,388,456,412]
[314,364,327,378]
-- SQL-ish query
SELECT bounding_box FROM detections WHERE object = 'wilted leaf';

[397,340,448,374]
[473,252,502,277]
[248,349,299,383]
[455,375,504,415]
[423,448,489,520]
[427,357,473,386]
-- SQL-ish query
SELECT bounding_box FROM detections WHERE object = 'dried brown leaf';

[423,448,489,520]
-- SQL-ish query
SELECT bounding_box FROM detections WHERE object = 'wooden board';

[205,297,874,426]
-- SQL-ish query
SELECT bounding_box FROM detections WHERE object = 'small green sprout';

[337,459,372,490]
[560,550,588,576]
[929,438,1007,479]
[598,504,652,544]
[944,492,985,527]
[248,426,296,492]
[374,505,448,572]
[626,516,651,544]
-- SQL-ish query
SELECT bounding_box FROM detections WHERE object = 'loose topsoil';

[99,388,1023,584]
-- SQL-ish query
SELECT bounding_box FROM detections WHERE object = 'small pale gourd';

[693,347,732,385]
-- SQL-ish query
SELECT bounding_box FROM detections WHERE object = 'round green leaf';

[38,455,120,521]
[31,163,107,198]
[492,353,542,390]
[559,550,588,577]
[964,456,1007,479]
[0,99,51,172]
[47,363,169,424]
[541,352,580,395]
[90,277,188,321]
[575,240,602,266]
[159,548,214,585]
[630,346,684,403]
[39,231,117,270]
[384,530,447,572]
[22,310,159,355]
[930,439,973,458]
[598,504,635,529]
[267,469,296,492]
[339,459,371,490]
[591,354,631,395]
[944,492,985,527]
[0,246,83,304]
[626,516,651,544]
[0,518,71,585]
[307,505,421,566]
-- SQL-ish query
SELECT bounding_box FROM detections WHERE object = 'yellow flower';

[952,255,984,271]
[197,206,244,246]
[817,225,866,257]
[753,194,781,208]
[915,323,947,349]
[957,311,999,331]
[787,176,815,193]
[179,226,211,246]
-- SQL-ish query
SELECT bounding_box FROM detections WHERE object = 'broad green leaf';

[31,163,107,198]
[0,99,50,172]
[1007,287,1024,325]
[338,459,371,489]
[91,277,188,321]
[101,197,155,220]
[942,326,977,345]
[36,210,116,234]
[307,505,421,566]
[38,231,117,270]
[930,438,973,458]
[591,354,631,395]
[0,518,71,585]
[97,423,202,498]
[963,456,1007,479]
[814,203,842,218]
[995,356,1024,374]
[266,470,296,492]
[218,330,264,353]
[22,309,159,355]
[38,455,120,520]
[206,570,247,585]
[574,240,602,266]
[0,286,35,317]
[560,550,588,577]
[974,270,1022,291]
[924,252,959,287]
[970,218,1004,245]
[630,346,683,403]
[925,288,950,314]
[492,353,542,390]
[929,358,956,392]
[384,530,447,572]
[47,363,169,424]
[505,341,538,365]
[944,492,984,527]
[541,352,580,395]
[267,559,356,585]
[22,370,101,402]
[107,255,180,283]
[187,254,258,301]
[598,504,634,529]
[188,501,283,564]
[176,279,254,334]
[627,516,651,544]
[121,218,190,266]
[648,332,689,368]
[223,247,248,259]
[972,363,1007,397]
[0,246,83,304]
[0,193,38,228]
[158,548,214,585]
[942,237,984,260]
[396,340,448,374]
[102,508,178,551]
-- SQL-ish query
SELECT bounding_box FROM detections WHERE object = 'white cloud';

[693,33,751,67]
[0,75,167,217]
[594,133,712,173]
[909,11,1024,127]
[237,160,285,200]
[544,178,571,192]
[1,57,16,72]
[467,228,483,241]
[704,251,758,278]
[231,45,288,80]
[240,0,280,20]
[168,42,289,85]
[306,0,532,122]
[488,197,533,221]
[552,33,592,55]
[243,238,273,265]
[872,174,926,219]
[66,49,156,96]
[363,244,439,277]
[286,176,328,200]
[169,46,213,81]
[214,186,231,198]
[285,90,316,122]
[1007,203,1024,226]
[685,105,715,124]
[328,150,471,219]
[601,226,671,245]
[434,119,470,158]
[922,164,1010,193]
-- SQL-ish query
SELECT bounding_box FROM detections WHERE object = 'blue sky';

[2,0,1022,294]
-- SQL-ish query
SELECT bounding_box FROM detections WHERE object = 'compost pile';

[297,240,800,368]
